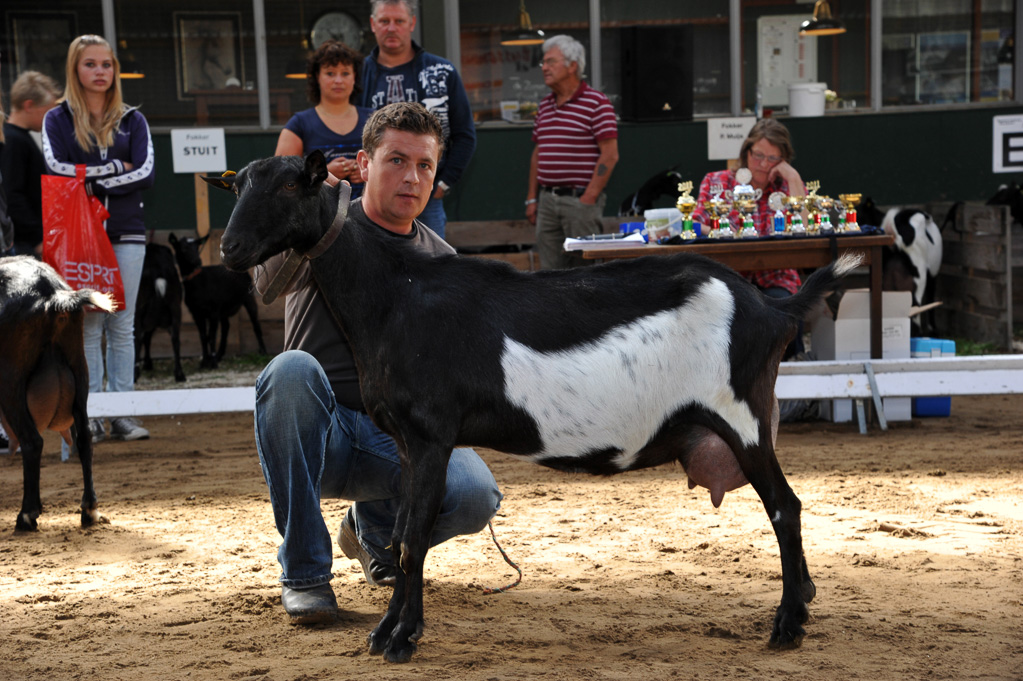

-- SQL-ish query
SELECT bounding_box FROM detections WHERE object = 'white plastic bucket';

[643,208,683,242]
[788,82,826,117]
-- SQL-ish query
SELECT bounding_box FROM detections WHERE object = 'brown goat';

[0,256,113,531]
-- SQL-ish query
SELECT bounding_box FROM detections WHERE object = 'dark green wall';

[144,105,1023,233]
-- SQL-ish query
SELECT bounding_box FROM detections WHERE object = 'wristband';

[524,198,538,206]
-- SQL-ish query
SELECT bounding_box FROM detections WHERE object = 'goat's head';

[204,151,332,272]
[167,232,209,278]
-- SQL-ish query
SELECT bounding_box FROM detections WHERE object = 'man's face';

[358,128,440,232]
[541,46,575,89]
[370,2,417,58]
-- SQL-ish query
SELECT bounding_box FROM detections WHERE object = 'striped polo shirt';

[532,81,618,189]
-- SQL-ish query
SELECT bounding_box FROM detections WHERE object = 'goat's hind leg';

[4,404,45,531]
[73,393,104,527]
[369,442,451,663]
[740,442,815,649]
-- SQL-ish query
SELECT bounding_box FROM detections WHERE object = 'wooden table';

[581,233,895,359]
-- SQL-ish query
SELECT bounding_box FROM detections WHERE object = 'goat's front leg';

[368,441,451,663]
[744,447,814,648]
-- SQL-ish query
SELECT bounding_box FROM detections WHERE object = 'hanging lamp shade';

[286,40,312,79]
[118,40,145,79]
[500,0,545,46]
[799,0,846,37]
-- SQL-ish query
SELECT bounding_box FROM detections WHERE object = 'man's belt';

[539,185,585,197]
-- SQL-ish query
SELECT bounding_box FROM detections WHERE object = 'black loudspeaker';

[619,25,694,122]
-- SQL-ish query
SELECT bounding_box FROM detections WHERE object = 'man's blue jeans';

[254,350,503,589]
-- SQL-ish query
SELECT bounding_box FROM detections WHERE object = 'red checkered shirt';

[692,169,801,294]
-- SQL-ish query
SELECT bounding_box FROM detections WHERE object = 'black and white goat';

[135,243,186,382]
[0,256,112,531]
[207,153,860,663]
[167,233,268,368]
[858,198,943,334]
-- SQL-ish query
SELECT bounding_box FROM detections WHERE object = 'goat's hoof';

[383,638,417,664]
[768,602,808,649]
[368,628,389,656]
[15,513,39,532]
[81,508,108,527]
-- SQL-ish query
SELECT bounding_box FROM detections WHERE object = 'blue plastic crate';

[911,338,956,417]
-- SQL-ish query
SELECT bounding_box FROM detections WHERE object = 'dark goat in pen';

[207,153,861,663]
[618,167,684,217]
[167,233,267,368]
[135,243,186,382]
[0,256,113,531]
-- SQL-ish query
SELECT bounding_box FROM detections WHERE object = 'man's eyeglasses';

[750,150,783,164]
[539,58,564,68]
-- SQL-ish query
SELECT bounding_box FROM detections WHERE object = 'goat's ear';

[196,234,210,247]
[201,170,237,192]
[304,150,329,188]
[168,233,178,245]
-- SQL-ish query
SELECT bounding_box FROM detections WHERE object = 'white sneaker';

[110,417,149,441]
[89,419,106,443]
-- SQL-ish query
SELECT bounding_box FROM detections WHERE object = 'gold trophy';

[804,180,822,236]
[731,168,762,239]
[813,191,836,233]
[704,181,734,239]
[783,194,808,235]
[837,193,862,233]
[675,181,698,240]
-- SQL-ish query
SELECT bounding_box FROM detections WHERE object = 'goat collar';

[261,183,351,306]
[182,268,202,282]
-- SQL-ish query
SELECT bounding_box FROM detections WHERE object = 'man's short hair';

[371,0,417,18]
[10,71,61,110]
[543,35,586,77]
[362,102,445,158]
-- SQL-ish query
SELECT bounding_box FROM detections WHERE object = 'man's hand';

[526,201,537,225]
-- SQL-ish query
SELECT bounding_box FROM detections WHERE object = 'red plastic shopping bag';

[42,165,125,310]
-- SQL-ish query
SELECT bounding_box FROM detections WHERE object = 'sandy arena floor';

[1,390,1021,680]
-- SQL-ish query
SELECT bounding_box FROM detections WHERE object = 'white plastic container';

[788,82,826,117]
[643,208,683,242]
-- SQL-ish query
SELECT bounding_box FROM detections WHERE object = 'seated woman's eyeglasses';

[539,58,563,68]
[750,150,783,164]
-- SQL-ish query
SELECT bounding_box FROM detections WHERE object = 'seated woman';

[692,118,806,357]
[275,41,371,195]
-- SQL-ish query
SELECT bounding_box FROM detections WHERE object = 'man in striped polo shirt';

[525,35,619,269]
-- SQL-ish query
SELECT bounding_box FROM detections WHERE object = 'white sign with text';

[993,114,1023,173]
[707,117,757,161]
[171,128,227,173]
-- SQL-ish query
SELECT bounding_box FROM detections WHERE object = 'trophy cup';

[813,191,836,233]
[768,192,788,234]
[731,168,762,239]
[783,194,808,235]
[837,193,862,233]
[804,180,822,236]
[704,181,734,239]
[675,181,698,240]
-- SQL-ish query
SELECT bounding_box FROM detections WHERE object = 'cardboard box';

[810,289,912,422]
[911,337,956,417]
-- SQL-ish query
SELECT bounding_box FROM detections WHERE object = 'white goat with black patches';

[207,152,861,664]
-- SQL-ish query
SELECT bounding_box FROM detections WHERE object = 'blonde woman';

[42,34,155,442]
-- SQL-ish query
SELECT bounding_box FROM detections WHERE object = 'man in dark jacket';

[0,71,60,257]
[359,0,476,240]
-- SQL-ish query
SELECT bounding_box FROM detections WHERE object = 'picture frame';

[6,11,78,82]
[174,11,245,100]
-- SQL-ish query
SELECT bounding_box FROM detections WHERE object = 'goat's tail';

[53,289,117,315]
[773,252,863,321]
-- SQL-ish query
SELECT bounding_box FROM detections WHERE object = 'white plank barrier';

[776,355,1023,399]
[83,356,1023,420]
